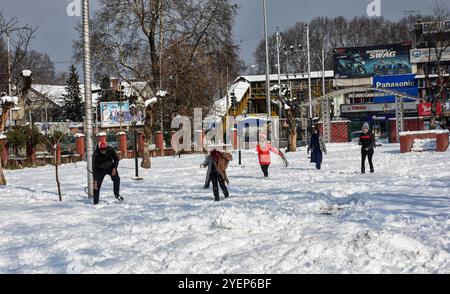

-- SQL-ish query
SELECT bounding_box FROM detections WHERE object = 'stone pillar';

[156,131,164,157]
[75,133,85,160]
[118,132,127,159]
[399,134,411,153]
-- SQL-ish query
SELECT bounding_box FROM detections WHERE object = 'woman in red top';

[256,133,284,177]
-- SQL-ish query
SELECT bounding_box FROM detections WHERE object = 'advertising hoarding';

[100,101,144,128]
[417,102,443,116]
[334,43,412,79]
[373,74,419,103]
[410,47,450,63]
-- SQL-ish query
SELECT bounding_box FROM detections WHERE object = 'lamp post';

[129,103,143,181]
[263,0,271,139]
[82,0,95,198]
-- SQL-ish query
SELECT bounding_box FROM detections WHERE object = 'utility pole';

[263,0,271,139]
[306,23,312,119]
[276,27,283,120]
[276,28,282,98]
[6,29,11,97]
[82,0,95,198]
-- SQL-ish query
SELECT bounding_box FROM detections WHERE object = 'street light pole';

[276,28,282,98]
[306,23,312,119]
[82,0,95,198]
[6,29,11,97]
[263,0,271,138]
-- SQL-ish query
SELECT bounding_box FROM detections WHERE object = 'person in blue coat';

[307,127,327,170]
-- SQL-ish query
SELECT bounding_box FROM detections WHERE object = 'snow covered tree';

[273,85,300,152]
[61,64,84,122]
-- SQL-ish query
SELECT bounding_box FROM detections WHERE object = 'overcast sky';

[1,0,448,73]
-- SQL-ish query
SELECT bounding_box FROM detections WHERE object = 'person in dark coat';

[92,141,123,205]
[201,149,229,201]
[359,122,375,174]
[308,127,327,170]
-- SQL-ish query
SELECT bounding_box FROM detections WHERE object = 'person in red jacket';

[256,133,284,177]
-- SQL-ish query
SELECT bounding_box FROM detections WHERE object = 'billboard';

[373,74,419,103]
[410,47,450,63]
[418,102,443,116]
[100,101,144,128]
[334,43,412,79]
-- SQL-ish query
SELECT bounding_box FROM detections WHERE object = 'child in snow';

[307,127,327,170]
[256,133,284,177]
[201,149,231,201]
[359,122,376,174]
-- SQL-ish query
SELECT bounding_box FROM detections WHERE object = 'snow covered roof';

[238,71,334,83]
[32,84,101,107]
[207,80,251,118]
[0,96,19,105]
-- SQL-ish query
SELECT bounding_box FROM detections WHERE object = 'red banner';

[418,102,443,116]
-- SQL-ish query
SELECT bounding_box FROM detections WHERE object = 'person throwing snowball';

[92,141,124,205]
[256,133,285,177]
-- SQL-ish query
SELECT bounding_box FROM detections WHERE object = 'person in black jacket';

[92,141,123,205]
[359,122,375,174]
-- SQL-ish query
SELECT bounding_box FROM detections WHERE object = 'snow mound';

[411,139,436,152]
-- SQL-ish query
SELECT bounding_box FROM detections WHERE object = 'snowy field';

[0,143,449,274]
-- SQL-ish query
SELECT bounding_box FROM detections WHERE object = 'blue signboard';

[373,74,418,103]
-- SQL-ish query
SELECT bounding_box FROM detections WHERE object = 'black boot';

[115,195,124,201]
[214,197,220,201]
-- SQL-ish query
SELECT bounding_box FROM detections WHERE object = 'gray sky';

[1,0,448,73]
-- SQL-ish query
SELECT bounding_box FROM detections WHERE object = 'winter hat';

[211,149,221,161]
[98,141,108,150]
[362,122,370,130]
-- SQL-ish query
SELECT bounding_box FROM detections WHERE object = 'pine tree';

[61,64,84,122]
[99,76,112,102]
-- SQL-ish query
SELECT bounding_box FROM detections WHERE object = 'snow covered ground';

[0,143,449,274]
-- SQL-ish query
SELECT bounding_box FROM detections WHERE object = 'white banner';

[410,47,450,63]
[341,102,418,113]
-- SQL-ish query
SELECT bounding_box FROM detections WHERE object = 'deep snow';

[0,143,449,274]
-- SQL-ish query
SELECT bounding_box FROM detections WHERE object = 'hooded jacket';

[256,142,281,165]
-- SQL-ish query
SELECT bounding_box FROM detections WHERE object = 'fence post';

[75,133,86,160]
[117,131,127,159]
[156,131,164,156]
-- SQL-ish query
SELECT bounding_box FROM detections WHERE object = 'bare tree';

[420,2,450,129]
[73,0,239,169]
[42,131,65,202]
